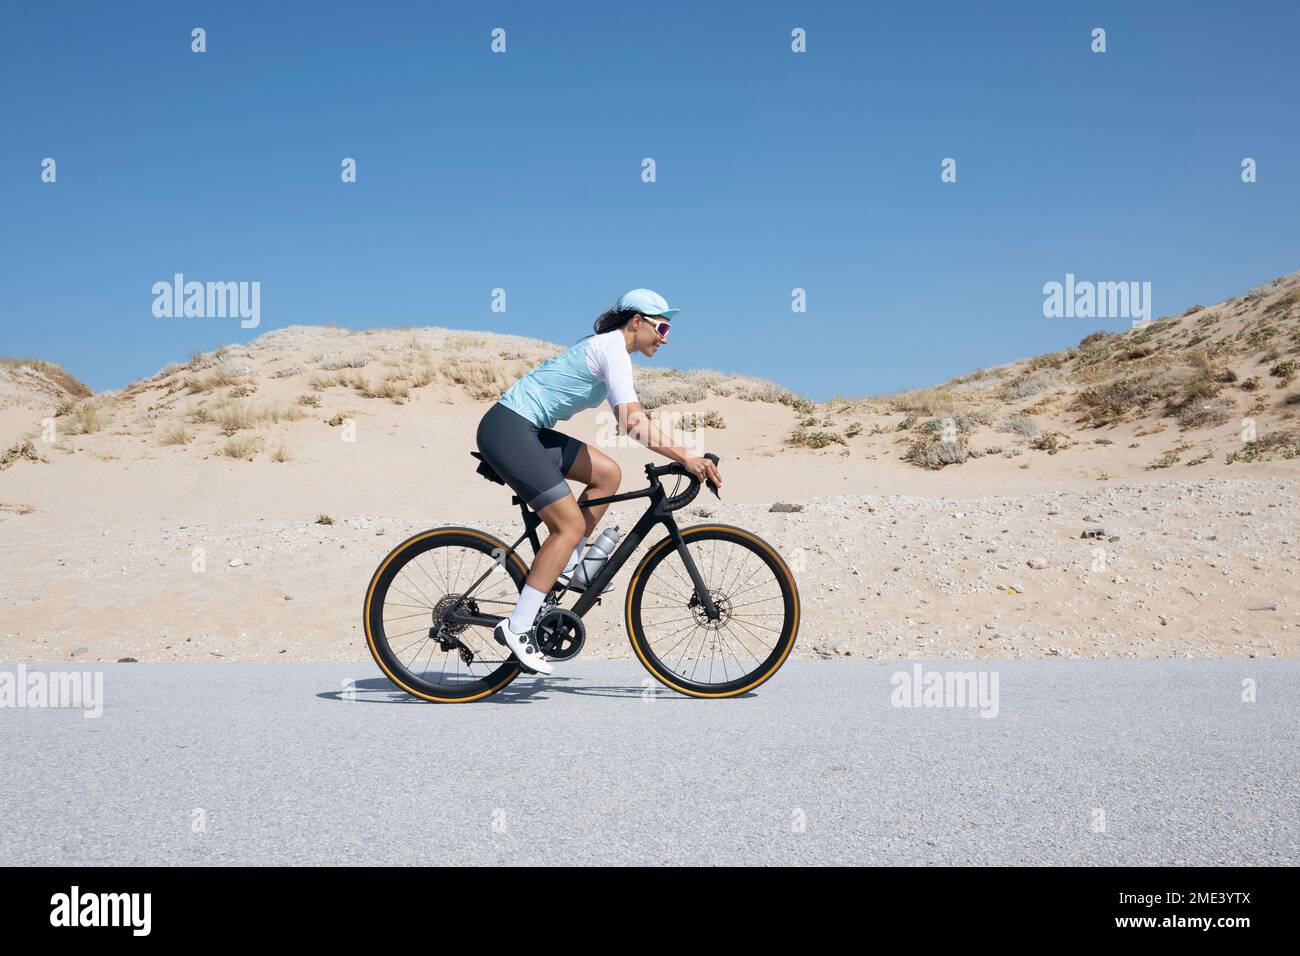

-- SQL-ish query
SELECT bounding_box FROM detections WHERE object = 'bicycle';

[362,451,800,703]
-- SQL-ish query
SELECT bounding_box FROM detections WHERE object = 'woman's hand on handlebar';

[683,456,722,493]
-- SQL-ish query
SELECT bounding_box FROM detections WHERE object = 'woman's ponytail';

[593,305,641,335]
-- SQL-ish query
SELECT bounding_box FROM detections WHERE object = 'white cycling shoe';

[494,620,553,676]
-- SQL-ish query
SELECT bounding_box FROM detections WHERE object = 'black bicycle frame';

[447,475,721,627]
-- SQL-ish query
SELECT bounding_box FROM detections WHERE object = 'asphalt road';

[1,660,1294,865]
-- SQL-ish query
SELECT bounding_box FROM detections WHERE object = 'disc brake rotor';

[688,590,732,629]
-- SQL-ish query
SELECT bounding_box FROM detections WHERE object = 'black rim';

[630,528,796,694]
[368,532,523,699]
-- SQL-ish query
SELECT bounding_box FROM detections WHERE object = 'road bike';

[363,451,800,702]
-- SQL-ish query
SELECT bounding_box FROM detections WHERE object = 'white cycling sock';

[562,536,589,574]
[508,585,547,634]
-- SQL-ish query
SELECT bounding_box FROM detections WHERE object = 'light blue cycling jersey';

[498,329,639,430]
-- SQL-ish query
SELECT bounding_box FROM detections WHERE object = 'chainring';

[535,607,586,661]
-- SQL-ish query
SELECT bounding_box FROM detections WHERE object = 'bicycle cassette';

[534,607,586,661]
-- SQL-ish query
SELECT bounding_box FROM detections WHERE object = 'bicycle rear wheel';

[363,527,527,702]
[625,524,799,698]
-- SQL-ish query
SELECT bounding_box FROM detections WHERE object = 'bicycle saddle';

[470,451,505,486]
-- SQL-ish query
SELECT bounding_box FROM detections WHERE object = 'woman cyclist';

[475,288,724,675]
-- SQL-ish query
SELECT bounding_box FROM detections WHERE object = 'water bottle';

[572,526,620,587]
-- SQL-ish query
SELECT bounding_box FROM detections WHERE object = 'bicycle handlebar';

[648,452,721,511]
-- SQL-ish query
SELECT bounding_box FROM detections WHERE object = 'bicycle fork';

[662,520,721,621]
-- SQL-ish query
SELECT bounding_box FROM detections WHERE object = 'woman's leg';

[511,443,619,607]
[529,494,586,591]
[562,442,622,538]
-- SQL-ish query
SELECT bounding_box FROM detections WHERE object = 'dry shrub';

[320,354,370,371]
[439,356,510,400]
[216,402,255,435]
[446,334,486,351]
[407,364,435,388]
[215,400,304,434]
[219,435,260,460]
[998,416,1039,438]
[905,436,968,469]
[63,401,111,435]
[1003,369,1059,400]
[355,375,411,403]
[638,377,708,410]
[679,410,727,430]
[0,440,43,470]
[1075,365,1180,425]
[0,358,93,398]
[733,378,811,410]
[1225,428,1300,463]
[787,428,844,449]
[1175,396,1235,429]
[890,388,954,418]
[184,367,243,393]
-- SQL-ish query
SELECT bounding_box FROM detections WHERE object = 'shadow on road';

[316,674,752,704]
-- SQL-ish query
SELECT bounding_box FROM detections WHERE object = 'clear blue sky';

[2,1,1297,399]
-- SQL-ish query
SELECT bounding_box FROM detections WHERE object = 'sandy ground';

[1,386,1296,663]
[3,276,1299,664]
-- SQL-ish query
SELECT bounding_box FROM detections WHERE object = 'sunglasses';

[640,317,671,339]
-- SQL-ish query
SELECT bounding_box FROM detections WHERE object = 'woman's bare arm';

[615,402,723,490]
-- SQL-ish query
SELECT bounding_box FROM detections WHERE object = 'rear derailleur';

[430,594,479,665]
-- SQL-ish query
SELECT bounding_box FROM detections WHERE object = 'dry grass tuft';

[218,435,260,460]
[160,425,193,446]
[62,401,111,435]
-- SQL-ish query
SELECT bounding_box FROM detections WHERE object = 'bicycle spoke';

[369,538,525,696]
[394,571,439,610]
[381,609,432,625]
[414,551,448,599]
[634,532,793,689]
[720,614,777,657]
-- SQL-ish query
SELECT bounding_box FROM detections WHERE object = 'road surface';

[1,660,1294,865]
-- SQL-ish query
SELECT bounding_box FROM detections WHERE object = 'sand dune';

[2,273,1298,662]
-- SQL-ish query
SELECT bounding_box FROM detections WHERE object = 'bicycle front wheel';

[625,524,799,698]
[363,527,528,702]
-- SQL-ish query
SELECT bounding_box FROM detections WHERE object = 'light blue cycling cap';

[617,288,679,319]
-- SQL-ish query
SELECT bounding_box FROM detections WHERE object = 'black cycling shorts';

[475,401,585,511]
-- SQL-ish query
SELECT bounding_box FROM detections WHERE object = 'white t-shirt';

[497,329,639,429]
